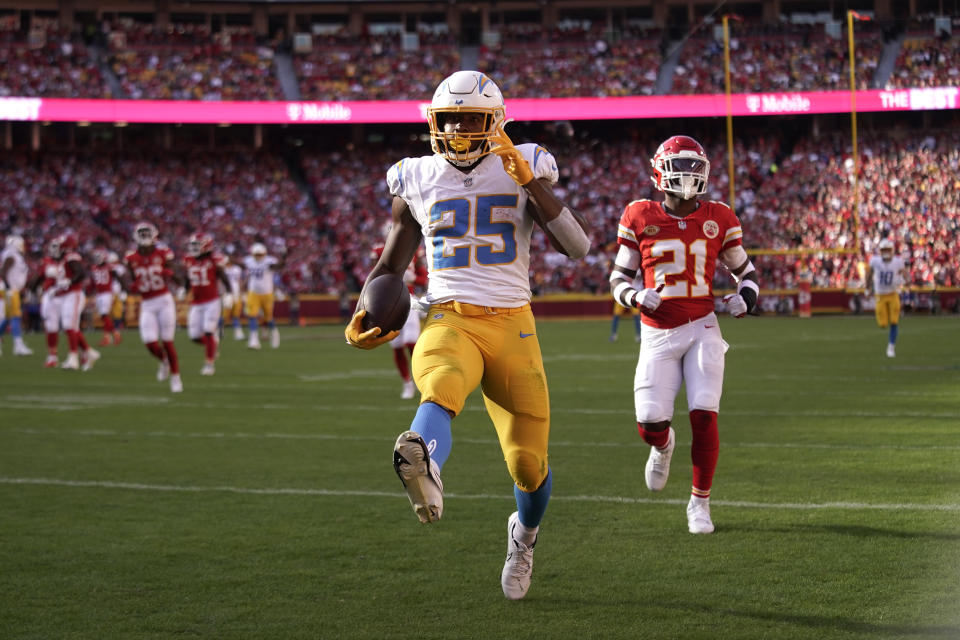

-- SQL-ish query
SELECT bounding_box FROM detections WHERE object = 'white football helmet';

[250,242,267,257]
[427,70,506,167]
[134,222,159,247]
[878,238,894,256]
[5,235,24,254]
[650,135,710,200]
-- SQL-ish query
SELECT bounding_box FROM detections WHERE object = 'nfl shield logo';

[678,221,687,229]
[464,177,473,187]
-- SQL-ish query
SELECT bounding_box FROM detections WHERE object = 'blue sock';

[232,318,240,329]
[249,318,259,332]
[633,315,641,334]
[610,316,619,334]
[410,401,452,469]
[0,318,8,335]
[515,468,552,528]
[268,320,276,330]
[889,324,898,344]
[11,316,22,339]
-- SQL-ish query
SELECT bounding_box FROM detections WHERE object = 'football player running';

[123,222,184,393]
[54,233,100,371]
[184,233,232,375]
[27,237,66,367]
[243,243,284,349]
[865,238,907,358]
[345,71,590,600]
[0,235,34,356]
[221,254,245,341]
[609,135,759,535]
[90,249,124,346]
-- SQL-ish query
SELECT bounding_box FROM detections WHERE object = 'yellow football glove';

[344,309,399,350]
[489,123,534,186]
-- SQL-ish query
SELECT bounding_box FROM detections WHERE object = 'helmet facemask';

[135,223,158,248]
[653,154,710,200]
[427,71,506,168]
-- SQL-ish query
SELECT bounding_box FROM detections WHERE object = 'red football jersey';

[90,264,117,294]
[125,245,175,299]
[185,253,228,304]
[617,199,743,329]
[58,251,85,295]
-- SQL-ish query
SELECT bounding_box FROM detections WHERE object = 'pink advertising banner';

[0,87,957,124]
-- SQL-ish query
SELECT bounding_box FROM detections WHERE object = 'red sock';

[67,330,80,353]
[146,341,165,361]
[638,424,670,449]
[393,347,410,381]
[204,334,216,361]
[77,332,90,351]
[46,332,58,353]
[102,315,115,332]
[163,341,179,374]
[406,343,415,358]
[690,409,719,498]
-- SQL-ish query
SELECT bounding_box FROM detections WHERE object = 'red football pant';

[690,409,719,498]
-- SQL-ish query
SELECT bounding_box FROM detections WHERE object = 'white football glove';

[723,293,748,318]
[222,293,234,310]
[636,287,663,312]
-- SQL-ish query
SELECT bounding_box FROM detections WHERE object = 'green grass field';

[2,315,959,640]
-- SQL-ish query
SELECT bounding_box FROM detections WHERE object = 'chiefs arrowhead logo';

[702,220,720,239]
[643,225,659,236]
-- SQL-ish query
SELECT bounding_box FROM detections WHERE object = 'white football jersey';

[243,255,279,294]
[869,254,905,295]
[0,247,28,290]
[387,143,559,307]
[224,263,244,295]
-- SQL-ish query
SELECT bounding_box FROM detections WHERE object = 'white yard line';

[2,476,958,513]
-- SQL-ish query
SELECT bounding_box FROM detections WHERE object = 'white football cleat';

[233,327,245,341]
[157,359,170,381]
[687,497,715,534]
[501,512,536,600]
[393,430,443,523]
[270,327,280,349]
[401,379,416,399]
[200,362,215,376]
[61,352,80,370]
[81,348,100,371]
[44,354,59,368]
[13,341,33,356]
[247,335,261,350]
[169,373,183,393]
[644,427,675,492]
[886,343,896,358]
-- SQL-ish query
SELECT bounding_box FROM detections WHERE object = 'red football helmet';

[188,232,214,257]
[57,232,79,252]
[134,222,159,247]
[650,135,710,200]
[92,249,108,265]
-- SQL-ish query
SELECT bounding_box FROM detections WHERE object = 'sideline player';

[123,222,183,393]
[221,253,245,341]
[609,135,758,535]
[0,235,33,356]
[609,302,641,343]
[345,71,590,600]
[243,243,284,349]
[90,249,124,346]
[183,233,231,375]
[866,238,907,358]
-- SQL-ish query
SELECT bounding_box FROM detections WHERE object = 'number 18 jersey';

[618,199,743,329]
[387,144,559,308]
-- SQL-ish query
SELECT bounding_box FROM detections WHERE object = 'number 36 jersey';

[387,144,559,308]
[617,199,743,329]
[125,245,175,299]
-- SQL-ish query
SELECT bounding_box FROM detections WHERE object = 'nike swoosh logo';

[519,332,535,338]
[704,325,716,329]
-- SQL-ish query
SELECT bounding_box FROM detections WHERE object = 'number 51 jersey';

[617,199,743,329]
[387,144,559,308]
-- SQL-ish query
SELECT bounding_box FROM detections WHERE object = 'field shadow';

[721,522,960,542]
[660,602,960,638]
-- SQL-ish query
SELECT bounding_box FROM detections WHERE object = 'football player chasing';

[609,135,759,534]
[0,235,34,356]
[184,233,232,375]
[89,248,124,347]
[865,238,906,358]
[345,71,590,600]
[53,233,100,371]
[243,243,284,350]
[122,222,184,393]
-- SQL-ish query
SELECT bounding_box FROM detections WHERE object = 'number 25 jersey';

[617,199,743,329]
[387,144,559,308]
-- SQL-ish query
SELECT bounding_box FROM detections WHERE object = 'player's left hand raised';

[723,293,748,318]
[489,122,534,186]
[344,309,399,350]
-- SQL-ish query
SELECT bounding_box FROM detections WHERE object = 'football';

[359,273,411,335]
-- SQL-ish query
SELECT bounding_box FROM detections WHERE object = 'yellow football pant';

[875,292,900,328]
[222,298,244,322]
[246,292,274,322]
[613,303,639,318]
[5,290,21,316]
[413,302,550,493]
